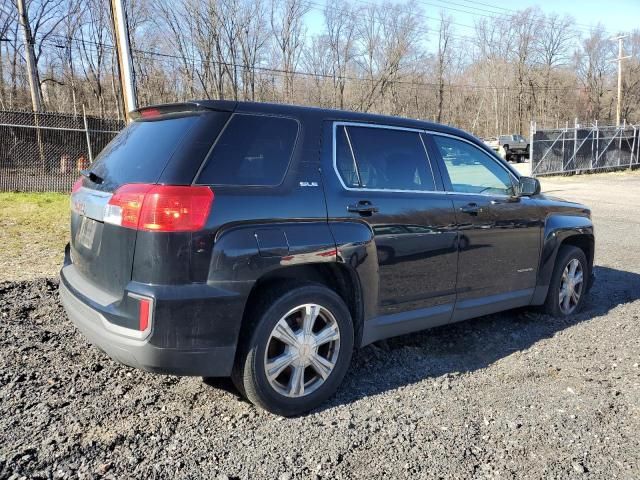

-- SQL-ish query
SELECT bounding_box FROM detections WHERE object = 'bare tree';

[435,12,452,123]
[576,25,615,122]
[535,12,575,125]
[355,2,421,113]
[237,0,268,101]
[78,0,112,116]
[509,8,540,135]
[0,0,17,108]
[621,29,640,123]
[52,0,83,115]
[270,0,309,101]
[324,0,356,109]
[0,0,636,133]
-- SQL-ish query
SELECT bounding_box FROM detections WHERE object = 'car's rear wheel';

[232,284,354,416]
[543,245,588,317]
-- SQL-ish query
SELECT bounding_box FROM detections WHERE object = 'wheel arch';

[240,262,366,348]
[531,214,594,305]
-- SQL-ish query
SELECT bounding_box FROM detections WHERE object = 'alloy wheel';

[263,304,341,398]
[558,258,584,315]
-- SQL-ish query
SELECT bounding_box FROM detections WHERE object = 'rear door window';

[89,115,199,192]
[335,124,435,191]
[197,114,298,186]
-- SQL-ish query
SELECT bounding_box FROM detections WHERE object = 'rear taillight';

[138,297,151,331]
[104,184,214,232]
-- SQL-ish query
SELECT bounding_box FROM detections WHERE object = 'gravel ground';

[1,171,639,479]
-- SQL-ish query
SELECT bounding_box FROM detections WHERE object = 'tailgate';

[70,189,137,297]
[68,108,230,297]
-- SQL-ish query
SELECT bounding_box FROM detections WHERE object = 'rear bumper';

[59,262,245,377]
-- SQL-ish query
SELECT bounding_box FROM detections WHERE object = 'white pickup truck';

[484,134,529,162]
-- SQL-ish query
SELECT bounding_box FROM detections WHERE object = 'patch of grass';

[0,192,70,281]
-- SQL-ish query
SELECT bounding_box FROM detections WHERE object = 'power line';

[39,34,599,94]
[447,0,614,33]
[414,0,612,35]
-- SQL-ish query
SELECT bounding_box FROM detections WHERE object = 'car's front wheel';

[232,284,354,416]
[543,245,588,317]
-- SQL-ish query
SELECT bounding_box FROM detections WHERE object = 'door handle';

[347,201,379,216]
[459,203,481,215]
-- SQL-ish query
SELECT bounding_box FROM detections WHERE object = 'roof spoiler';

[131,100,238,120]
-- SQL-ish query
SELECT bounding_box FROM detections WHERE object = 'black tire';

[543,245,589,317]
[232,283,354,416]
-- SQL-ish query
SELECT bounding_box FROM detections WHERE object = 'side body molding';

[531,213,594,305]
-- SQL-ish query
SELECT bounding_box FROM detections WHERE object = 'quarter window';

[198,114,298,186]
[432,135,515,196]
[335,125,435,191]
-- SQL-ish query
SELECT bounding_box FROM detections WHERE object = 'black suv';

[60,101,594,416]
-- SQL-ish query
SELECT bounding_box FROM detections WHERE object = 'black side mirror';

[518,176,540,196]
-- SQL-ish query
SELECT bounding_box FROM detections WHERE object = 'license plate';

[78,216,97,249]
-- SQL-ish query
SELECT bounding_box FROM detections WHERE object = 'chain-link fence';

[531,122,640,176]
[0,110,124,192]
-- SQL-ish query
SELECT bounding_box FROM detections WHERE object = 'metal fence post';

[591,120,600,169]
[530,120,535,172]
[620,119,625,166]
[563,120,568,171]
[637,127,640,165]
[83,104,93,164]
[629,126,636,168]
[637,127,640,166]
[592,120,597,170]
[572,117,578,173]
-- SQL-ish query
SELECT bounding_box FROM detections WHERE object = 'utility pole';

[111,0,137,121]
[16,0,42,112]
[611,35,631,126]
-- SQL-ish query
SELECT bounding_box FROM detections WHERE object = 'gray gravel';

[1,171,640,479]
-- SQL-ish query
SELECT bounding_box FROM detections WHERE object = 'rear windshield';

[88,115,199,192]
[197,114,298,186]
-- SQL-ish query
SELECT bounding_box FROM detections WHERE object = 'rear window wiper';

[80,169,104,185]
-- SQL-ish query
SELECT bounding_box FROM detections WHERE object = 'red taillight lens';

[139,297,151,331]
[71,177,84,193]
[105,184,152,229]
[139,185,213,232]
[139,107,162,119]
[105,184,213,232]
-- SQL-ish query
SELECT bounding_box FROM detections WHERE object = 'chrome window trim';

[332,121,439,194]
[342,125,362,187]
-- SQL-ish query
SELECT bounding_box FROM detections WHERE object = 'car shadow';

[318,265,640,412]
[202,265,640,415]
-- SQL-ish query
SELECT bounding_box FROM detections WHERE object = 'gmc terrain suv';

[60,101,594,416]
